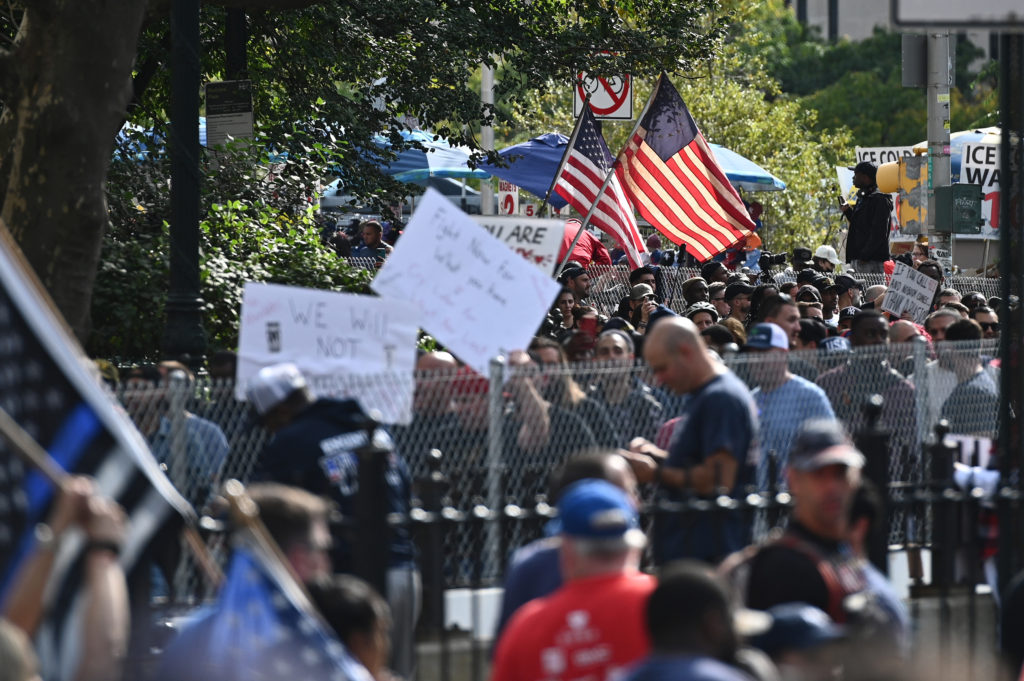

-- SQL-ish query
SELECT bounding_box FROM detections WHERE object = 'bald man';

[623,317,759,563]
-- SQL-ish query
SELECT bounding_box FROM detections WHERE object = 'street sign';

[573,73,633,120]
[205,80,254,147]
[892,0,1024,29]
[498,180,519,215]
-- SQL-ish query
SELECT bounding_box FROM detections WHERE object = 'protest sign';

[855,146,915,166]
[236,283,419,425]
[961,143,999,240]
[880,262,939,323]
[472,215,564,273]
[372,188,562,376]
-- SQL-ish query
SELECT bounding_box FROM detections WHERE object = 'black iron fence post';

[930,420,958,590]
[353,422,390,598]
[855,394,890,574]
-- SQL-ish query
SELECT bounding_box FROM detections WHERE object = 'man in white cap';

[491,479,654,681]
[245,362,420,679]
[812,245,840,274]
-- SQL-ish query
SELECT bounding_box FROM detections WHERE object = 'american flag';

[554,107,647,269]
[616,74,755,262]
[155,542,372,681]
[0,225,195,680]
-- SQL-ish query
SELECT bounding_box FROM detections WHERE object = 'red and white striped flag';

[616,74,754,262]
[554,107,647,268]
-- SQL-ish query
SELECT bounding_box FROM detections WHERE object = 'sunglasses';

[979,322,999,332]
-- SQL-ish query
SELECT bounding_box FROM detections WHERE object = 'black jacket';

[845,186,894,263]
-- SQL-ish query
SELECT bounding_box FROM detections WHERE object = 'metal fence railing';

[116,338,1003,595]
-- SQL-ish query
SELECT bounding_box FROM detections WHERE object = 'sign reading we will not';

[372,188,562,376]
[236,283,419,424]
[881,262,939,323]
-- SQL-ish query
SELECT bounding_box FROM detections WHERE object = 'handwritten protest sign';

[236,283,419,424]
[372,188,562,376]
[881,262,939,323]
[472,215,564,273]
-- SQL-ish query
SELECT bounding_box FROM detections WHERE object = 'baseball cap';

[744,323,789,351]
[749,603,846,656]
[560,265,587,282]
[556,479,645,547]
[789,419,865,471]
[630,283,656,300]
[725,281,754,302]
[838,306,860,321]
[796,269,820,286]
[813,245,841,265]
[834,274,865,292]
[851,161,878,178]
[795,284,822,303]
[245,363,308,416]
[685,301,719,322]
[820,336,852,354]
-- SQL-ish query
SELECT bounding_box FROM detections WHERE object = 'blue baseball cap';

[556,480,644,546]
[820,336,851,355]
[749,603,845,656]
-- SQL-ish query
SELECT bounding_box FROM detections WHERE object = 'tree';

[1,0,728,344]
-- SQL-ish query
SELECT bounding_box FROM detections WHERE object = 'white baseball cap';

[245,363,308,415]
[813,245,840,265]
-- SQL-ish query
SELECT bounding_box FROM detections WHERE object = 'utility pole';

[926,33,953,275]
[480,64,495,215]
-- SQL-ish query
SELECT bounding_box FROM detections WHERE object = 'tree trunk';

[1,1,149,342]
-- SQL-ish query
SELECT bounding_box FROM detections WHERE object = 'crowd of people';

[1,164,1015,681]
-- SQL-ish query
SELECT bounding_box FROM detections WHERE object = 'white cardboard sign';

[236,283,419,424]
[881,262,939,323]
[372,188,562,375]
[471,215,564,274]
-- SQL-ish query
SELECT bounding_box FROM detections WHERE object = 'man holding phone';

[351,220,394,266]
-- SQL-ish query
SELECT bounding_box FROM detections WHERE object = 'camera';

[759,251,787,270]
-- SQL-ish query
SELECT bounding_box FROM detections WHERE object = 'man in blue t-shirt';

[623,316,759,564]
[744,323,835,490]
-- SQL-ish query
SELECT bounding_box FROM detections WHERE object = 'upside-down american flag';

[616,74,755,262]
[554,106,647,269]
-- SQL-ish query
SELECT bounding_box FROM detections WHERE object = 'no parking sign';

[573,72,633,120]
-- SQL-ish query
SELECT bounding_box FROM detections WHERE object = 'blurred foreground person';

[624,562,758,681]
[491,480,653,681]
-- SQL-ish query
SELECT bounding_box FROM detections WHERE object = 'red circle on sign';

[577,74,631,116]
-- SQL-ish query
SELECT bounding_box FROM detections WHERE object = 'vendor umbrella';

[481,132,786,205]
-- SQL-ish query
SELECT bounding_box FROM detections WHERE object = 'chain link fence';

[116,338,1003,598]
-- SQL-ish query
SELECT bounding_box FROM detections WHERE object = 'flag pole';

[0,405,224,586]
[554,168,620,279]
[537,92,592,217]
